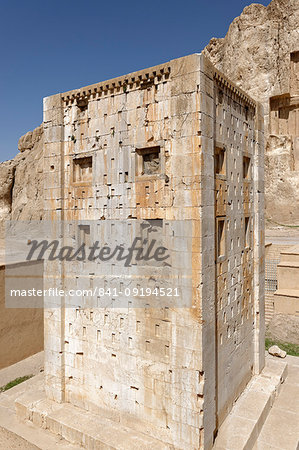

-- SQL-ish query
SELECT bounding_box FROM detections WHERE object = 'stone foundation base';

[213,358,287,450]
[15,375,169,449]
[14,357,287,450]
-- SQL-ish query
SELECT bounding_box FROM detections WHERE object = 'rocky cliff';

[0,125,44,240]
[204,0,299,225]
[204,0,299,123]
[1,0,298,233]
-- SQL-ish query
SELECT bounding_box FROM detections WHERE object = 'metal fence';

[265,259,280,292]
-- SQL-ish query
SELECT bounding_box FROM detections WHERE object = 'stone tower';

[18,54,265,449]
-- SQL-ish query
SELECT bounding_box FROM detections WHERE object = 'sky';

[0,0,271,162]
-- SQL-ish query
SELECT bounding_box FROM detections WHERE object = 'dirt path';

[0,426,40,449]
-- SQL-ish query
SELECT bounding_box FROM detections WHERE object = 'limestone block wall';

[207,67,264,427]
[200,57,265,436]
[43,54,264,449]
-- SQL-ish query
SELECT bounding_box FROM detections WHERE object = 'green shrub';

[0,375,33,393]
[265,338,299,357]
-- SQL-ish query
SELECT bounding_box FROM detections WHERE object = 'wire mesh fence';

[265,259,280,292]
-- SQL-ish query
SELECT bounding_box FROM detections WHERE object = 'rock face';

[204,0,299,225]
[0,160,16,221]
[0,126,44,240]
[18,125,43,153]
[1,0,299,234]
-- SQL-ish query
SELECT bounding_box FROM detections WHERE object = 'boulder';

[268,345,287,358]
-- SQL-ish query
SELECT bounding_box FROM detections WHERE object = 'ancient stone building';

[269,51,299,171]
[16,54,264,449]
[263,51,299,223]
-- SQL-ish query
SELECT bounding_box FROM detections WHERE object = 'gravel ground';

[0,426,40,449]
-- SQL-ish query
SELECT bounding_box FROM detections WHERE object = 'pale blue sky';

[0,0,271,162]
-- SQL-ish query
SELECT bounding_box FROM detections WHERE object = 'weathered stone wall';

[211,67,265,427]
[204,0,299,225]
[2,0,296,230]
[43,53,264,449]
[0,263,44,369]
[0,127,45,368]
[266,244,299,344]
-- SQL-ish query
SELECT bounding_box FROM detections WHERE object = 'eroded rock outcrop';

[204,0,299,225]
[0,126,44,240]
[1,0,298,235]
[0,160,16,220]
[18,125,43,153]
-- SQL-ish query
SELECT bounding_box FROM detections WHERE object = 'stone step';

[253,355,299,450]
[279,244,299,263]
[273,289,299,315]
[280,254,299,264]
[0,358,290,450]
[0,374,81,450]
[15,380,172,450]
[277,265,299,290]
[274,289,299,298]
[278,260,299,267]
[213,358,288,450]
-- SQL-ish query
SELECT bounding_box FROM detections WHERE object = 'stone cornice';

[214,71,256,109]
[61,64,171,105]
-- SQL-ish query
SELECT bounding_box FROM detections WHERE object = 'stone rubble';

[268,345,287,358]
